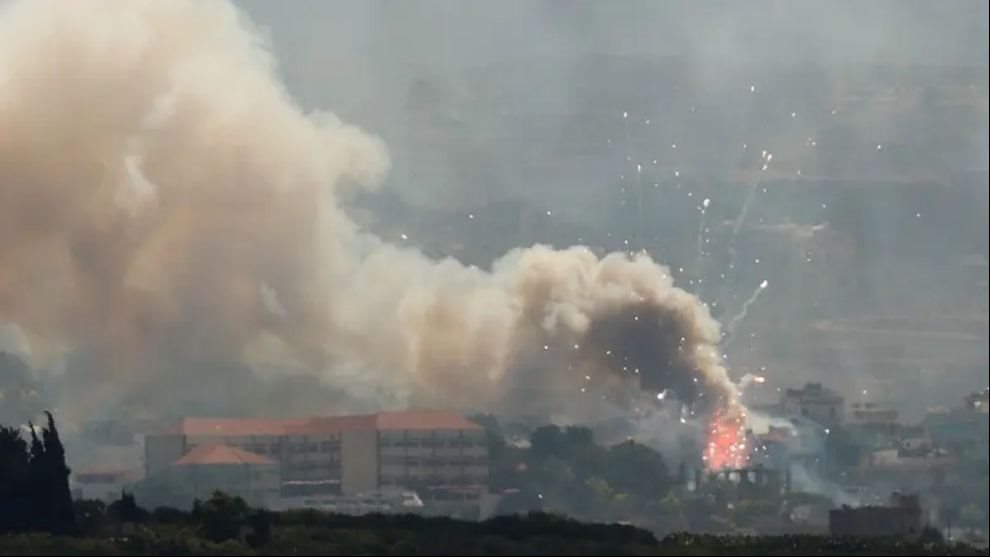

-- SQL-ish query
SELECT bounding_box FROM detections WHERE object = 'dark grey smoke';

[579,301,732,412]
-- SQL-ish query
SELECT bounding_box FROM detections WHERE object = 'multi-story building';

[142,411,488,508]
[782,383,845,429]
[848,402,899,429]
[847,401,901,448]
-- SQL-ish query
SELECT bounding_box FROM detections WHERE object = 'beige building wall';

[341,429,379,495]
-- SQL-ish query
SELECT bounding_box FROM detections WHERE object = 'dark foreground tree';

[193,491,252,543]
[0,425,32,532]
[0,412,75,534]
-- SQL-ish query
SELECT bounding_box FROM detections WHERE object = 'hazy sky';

[1,0,986,428]
[238,0,989,115]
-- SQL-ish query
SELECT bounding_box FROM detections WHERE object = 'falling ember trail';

[705,409,749,471]
[694,198,711,298]
[724,279,768,342]
[696,198,711,259]
[636,163,644,250]
[727,181,759,277]
[727,149,771,282]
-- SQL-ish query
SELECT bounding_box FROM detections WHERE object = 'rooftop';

[164,418,307,437]
[174,444,274,466]
[375,410,483,432]
[784,383,844,403]
[162,411,483,437]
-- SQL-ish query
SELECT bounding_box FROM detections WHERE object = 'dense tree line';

[0,492,985,556]
[484,421,676,521]
[0,412,74,534]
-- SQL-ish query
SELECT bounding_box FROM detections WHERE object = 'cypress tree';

[41,412,74,534]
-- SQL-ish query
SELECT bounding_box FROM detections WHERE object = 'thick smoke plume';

[0,0,739,425]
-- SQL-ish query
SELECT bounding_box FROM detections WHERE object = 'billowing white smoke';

[0,0,740,423]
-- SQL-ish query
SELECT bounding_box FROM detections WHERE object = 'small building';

[923,392,990,457]
[72,468,137,502]
[782,383,844,428]
[829,493,923,538]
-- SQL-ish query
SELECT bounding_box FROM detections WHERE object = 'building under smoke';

[139,411,489,513]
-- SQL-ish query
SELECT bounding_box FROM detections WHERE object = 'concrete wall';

[341,429,379,495]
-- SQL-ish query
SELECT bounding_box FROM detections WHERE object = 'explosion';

[704,407,750,471]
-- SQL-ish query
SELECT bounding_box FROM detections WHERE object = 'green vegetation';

[490,422,676,521]
[1,491,987,556]
[0,496,986,556]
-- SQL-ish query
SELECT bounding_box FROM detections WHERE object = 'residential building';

[782,383,845,428]
[923,396,990,457]
[849,402,899,430]
[847,401,901,448]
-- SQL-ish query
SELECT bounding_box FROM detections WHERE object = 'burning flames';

[704,409,749,471]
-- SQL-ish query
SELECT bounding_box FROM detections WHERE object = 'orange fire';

[704,409,749,471]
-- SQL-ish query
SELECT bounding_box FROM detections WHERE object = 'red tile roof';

[289,414,377,434]
[163,411,481,437]
[172,418,306,436]
[174,444,274,466]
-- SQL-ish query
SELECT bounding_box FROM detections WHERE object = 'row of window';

[379,439,483,449]
[380,475,486,486]
[229,441,341,455]
[380,456,488,467]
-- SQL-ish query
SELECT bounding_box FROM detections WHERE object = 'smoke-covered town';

[1,1,987,554]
